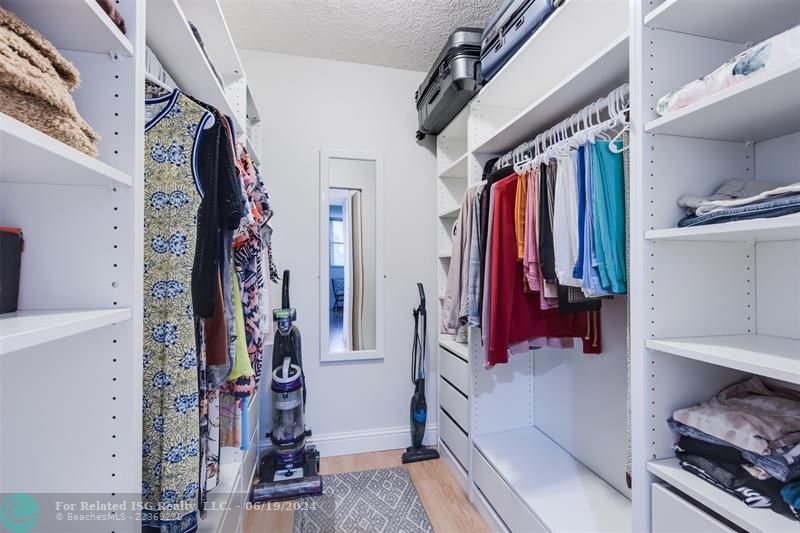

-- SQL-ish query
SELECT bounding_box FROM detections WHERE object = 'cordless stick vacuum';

[402,283,440,464]
[251,270,322,502]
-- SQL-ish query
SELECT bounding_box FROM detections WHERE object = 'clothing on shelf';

[0,7,100,156]
[669,418,800,484]
[668,377,800,523]
[657,23,800,116]
[676,178,800,228]
[673,376,800,456]
[95,0,126,34]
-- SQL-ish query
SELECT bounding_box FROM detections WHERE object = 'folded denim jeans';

[678,193,800,228]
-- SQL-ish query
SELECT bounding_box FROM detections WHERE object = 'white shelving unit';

[0,309,131,356]
[146,0,245,135]
[474,427,631,533]
[643,0,800,44]
[433,2,634,531]
[434,1,800,531]
[646,214,800,242]
[647,335,800,386]
[648,459,796,533]
[0,114,133,187]
[644,59,800,142]
[631,0,800,530]
[0,2,144,530]
[2,0,133,57]
[0,1,262,531]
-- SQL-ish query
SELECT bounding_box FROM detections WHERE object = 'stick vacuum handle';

[417,283,426,316]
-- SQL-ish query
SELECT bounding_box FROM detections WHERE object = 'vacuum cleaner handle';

[282,269,290,308]
[417,282,425,316]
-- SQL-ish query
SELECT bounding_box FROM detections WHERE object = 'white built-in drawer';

[439,377,468,431]
[439,346,469,395]
[474,449,545,533]
[652,483,736,533]
[439,408,468,470]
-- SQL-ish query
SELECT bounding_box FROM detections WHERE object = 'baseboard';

[258,424,438,458]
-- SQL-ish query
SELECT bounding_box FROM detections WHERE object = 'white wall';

[242,50,438,455]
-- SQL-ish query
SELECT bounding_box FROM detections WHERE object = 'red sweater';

[487,175,600,366]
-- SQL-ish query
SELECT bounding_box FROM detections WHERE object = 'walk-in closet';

[0,1,798,532]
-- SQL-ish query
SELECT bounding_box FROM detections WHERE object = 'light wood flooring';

[244,449,489,532]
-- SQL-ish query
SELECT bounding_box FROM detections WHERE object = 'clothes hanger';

[608,86,631,153]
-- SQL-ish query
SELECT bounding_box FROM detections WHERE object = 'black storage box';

[0,227,23,314]
[415,27,482,140]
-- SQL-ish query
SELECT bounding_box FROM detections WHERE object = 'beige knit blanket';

[0,7,99,156]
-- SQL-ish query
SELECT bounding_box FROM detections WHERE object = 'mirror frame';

[319,149,384,363]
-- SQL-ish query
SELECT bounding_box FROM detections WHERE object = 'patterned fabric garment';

[142,91,211,533]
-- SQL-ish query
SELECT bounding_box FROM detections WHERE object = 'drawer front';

[439,377,468,431]
[652,483,736,533]
[474,449,545,533]
[440,346,469,394]
[439,408,469,470]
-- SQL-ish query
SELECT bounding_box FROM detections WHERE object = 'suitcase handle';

[426,85,441,106]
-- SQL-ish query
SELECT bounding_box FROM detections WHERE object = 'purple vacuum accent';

[271,376,301,393]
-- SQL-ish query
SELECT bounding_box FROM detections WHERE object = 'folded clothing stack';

[95,0,126,34]
[668,376,800,521]
[677,178,800,227]
[0,7,100,156]
[656,23,800,116]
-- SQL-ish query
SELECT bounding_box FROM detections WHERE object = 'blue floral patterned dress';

[142,91,212,533]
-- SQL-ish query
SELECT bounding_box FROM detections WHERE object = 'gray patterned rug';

[292,466,434,533]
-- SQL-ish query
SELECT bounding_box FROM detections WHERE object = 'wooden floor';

[244,449,489,532]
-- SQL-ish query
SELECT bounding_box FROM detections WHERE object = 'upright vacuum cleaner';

[251,270,322,501]
[402,283,440,464]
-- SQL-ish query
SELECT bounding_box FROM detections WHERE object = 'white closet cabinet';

[0,1,262,532]
[632,0,800,532]
[435,0,800,532]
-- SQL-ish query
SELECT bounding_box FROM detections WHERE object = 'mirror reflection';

[327,158,377,353]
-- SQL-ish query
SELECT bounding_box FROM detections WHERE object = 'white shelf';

[646,215,800,242]
[246,137,261,166]
[473,427,631,533]
[439,106,469,142]
[645,59,800,142]
[475,31,629,154]
[648,459,797,533]
[475,0,629,110]
[0,309,131,356]
[439,335,468,361]
[0,113,133,188]
[644,0,800,44]
[438,205,460,218]
[439,153,468,179]
[178,0,245,82]
[647,334,800,385]
[3,0,133,56]
[146,0,245,134]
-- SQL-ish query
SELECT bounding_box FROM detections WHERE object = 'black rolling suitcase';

[415,27,482,140]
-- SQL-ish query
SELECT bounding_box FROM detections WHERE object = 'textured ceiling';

[219,0,504,72]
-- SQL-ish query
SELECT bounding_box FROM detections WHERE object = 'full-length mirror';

[320,151,383,362]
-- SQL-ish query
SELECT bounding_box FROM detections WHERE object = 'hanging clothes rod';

[496,83,630,170]
[145,71,174,92]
